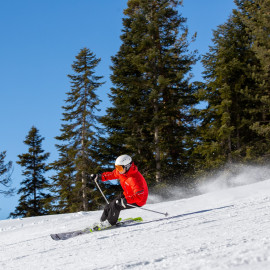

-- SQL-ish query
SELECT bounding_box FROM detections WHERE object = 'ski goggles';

[115,165,125,173]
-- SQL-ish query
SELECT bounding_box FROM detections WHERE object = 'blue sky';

[0,0,236,220]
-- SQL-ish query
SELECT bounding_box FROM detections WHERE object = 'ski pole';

[127,203,169,217]
[94,175,109,204]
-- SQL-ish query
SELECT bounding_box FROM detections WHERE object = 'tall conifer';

[235,0,270,159]
[100,0,197,184]
[10,127,50,218]
[50,48,104,212]
[194,8,261,172]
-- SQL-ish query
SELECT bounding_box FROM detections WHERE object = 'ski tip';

[50,234,61,241]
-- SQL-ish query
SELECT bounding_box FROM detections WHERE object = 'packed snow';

[1,177,270,269]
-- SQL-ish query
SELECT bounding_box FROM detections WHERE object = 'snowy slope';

[1,179,270,270]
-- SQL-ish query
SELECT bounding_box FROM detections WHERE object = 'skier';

[90,154,148,225]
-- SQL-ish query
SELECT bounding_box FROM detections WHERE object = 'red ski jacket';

[101,163,148,206]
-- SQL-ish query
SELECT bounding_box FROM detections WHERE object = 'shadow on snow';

[125,205,234,227]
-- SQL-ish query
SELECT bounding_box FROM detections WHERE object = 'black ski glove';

[90,173,101,182]
[116,197,127,208]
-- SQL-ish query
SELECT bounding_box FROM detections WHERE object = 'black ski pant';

[100,195,137,225]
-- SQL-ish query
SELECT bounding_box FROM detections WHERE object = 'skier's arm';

[124,177,145,204]
[101,170,118,181]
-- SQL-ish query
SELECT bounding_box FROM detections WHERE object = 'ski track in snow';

[1,180,270,269]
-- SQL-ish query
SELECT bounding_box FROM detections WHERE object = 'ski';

[50,217,143,241]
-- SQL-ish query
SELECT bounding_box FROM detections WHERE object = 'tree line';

[1,0,269,217]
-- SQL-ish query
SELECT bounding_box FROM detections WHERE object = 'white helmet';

[115,154,132,174]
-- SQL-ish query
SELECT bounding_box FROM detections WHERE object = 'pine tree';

[235,0,270,159]
[10,127,50,218]
[50,48,104,213]
[100,0,197,184]
[194,8,261,173]
[0,151,14,197]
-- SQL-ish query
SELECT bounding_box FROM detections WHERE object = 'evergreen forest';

[2,0,270,217]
